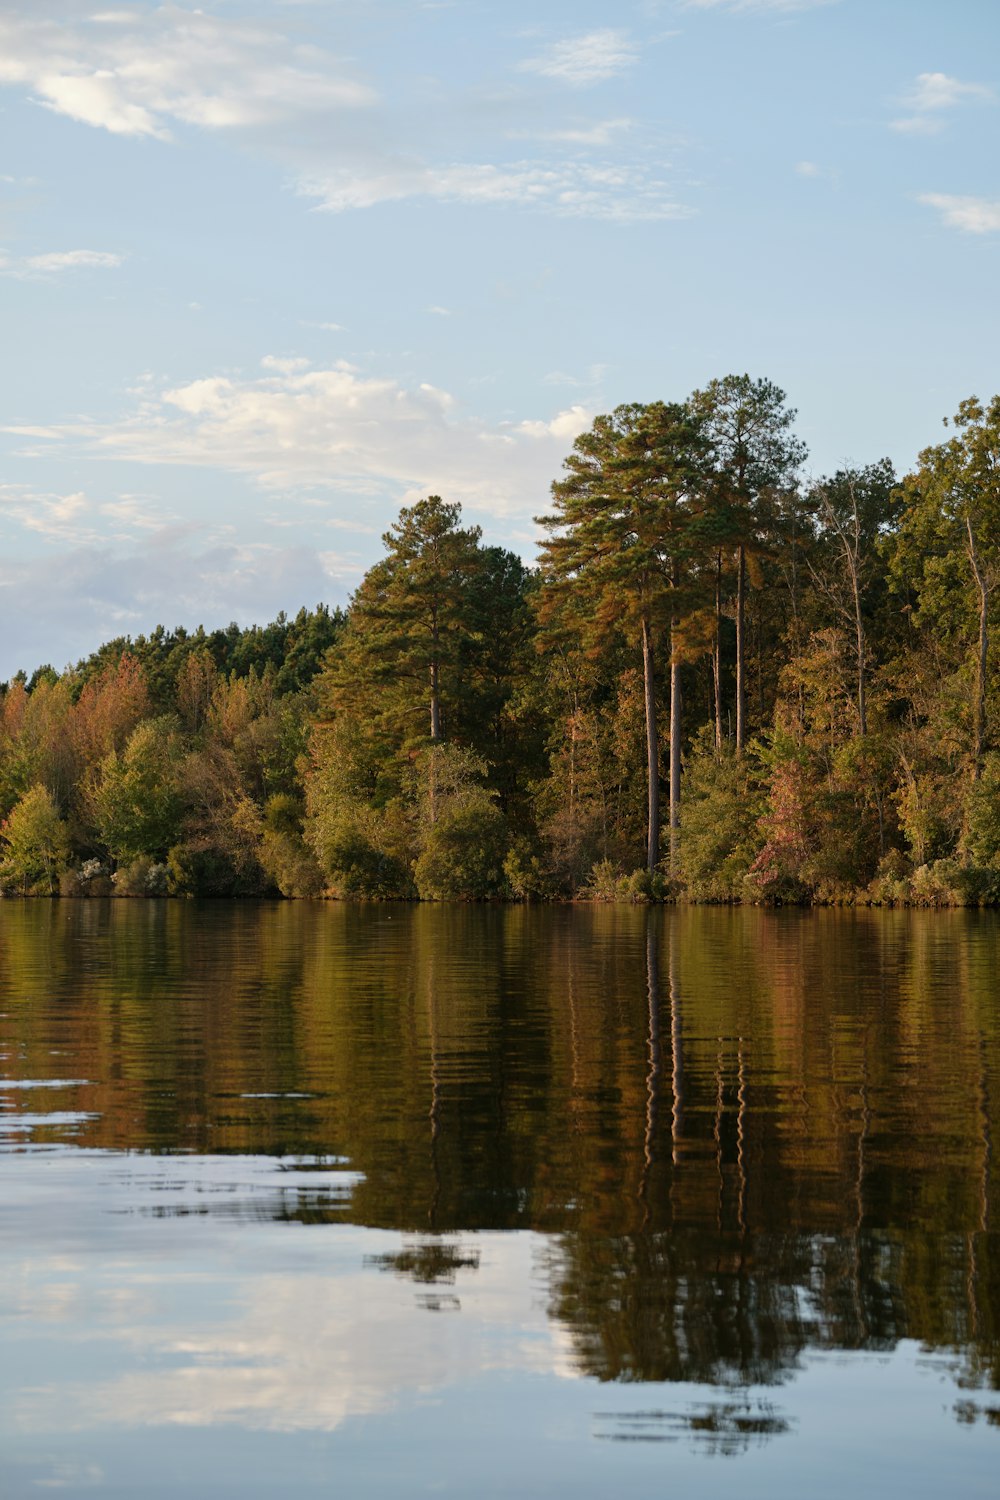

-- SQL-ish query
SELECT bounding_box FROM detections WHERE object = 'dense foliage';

[4,380,1000,904]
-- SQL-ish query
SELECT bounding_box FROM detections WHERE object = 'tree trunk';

[735,544,747,751]
[851,572,867,737]
[429,659,441,742]
[966,514,989,783]
[641,615,660,874]
[429,643,441,826]
[669,620,682,875]
[713,550,724,752]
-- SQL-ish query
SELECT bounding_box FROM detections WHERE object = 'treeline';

[3,374,1000,903]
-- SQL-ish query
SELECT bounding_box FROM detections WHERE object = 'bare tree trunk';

[846,545,867,736]
[844,500,868,737]
[966,515,989,783]
[735,544,747,751]
[669,621,682,875]
[641,615,660,873]
[713,550,724,752]
[429,637,441,825]
[429,658,441,742]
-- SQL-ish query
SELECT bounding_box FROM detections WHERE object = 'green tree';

[0,785,70,894]
[304,718,415,897]
[88,717,183,866]
[332,496,484,748]
[412,746,509,900]
[890,397,1000,785]
[806,460,897,738]
[537,402,708,873]
[690,375,807,751]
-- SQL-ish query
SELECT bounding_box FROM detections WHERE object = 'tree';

[412,746,509,899]
[690,376,806,751]
[537,403,708,873]
[891,397,1000,784]
[0,785,70,894]
[806,460,897,738]
[333,496,483,748]
[88,717,183,866]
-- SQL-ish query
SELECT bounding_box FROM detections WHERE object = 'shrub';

[678,731,764,900]
[414,796,509,900]
[112,857,169,896]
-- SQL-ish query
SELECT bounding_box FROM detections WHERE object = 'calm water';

[0,902,997,1498]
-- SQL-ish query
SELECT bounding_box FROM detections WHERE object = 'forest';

[2,373,999,906]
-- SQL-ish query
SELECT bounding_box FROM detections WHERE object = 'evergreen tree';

[537,402,708,873]
[329,496,483,748]
[690,376,806,751]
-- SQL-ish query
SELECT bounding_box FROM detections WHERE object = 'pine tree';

[537,402,708,873]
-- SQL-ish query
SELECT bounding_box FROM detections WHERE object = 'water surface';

[0,902,997,1496]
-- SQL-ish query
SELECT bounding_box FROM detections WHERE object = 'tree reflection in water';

[0,899,998,1424]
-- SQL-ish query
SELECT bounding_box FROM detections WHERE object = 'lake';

[0,901,997,1497]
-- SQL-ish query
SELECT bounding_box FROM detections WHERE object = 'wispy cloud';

[0,247,124,278]
[891,72,993,135]
[0,483,172,545]
[918,194,1000,234]
[0,6,686,225]
[297,157,690,221]
[22,249,124,273]
[0,5,374,141]
[518,30,638,87]
[515,118,635,148]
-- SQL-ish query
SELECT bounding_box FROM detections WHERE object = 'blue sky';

[0,0,997,674]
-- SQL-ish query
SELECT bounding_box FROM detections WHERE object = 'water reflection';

[0,901,998,1486]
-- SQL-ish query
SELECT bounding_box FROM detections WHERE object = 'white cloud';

[22,249,124,273]
[260,354,312,374]
[891,72,993,135]
[0,484,92,541]
[0,7,688,225]
[918,193,1000,235]
[518,29,638,86]
[532,118,634,147]
[0,5,375,141]
[298,157,690,221]
[0,482,171,545]
[5,1186,564,1440]
[907,71,992,112]
[13,359,594,528]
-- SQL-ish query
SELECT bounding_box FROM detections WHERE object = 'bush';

[112,857,169,896]
[60,859,114,898]
[166,841,265,897]
[503,837,557,900]
[259,827,325,897]
[583,860,673,903]
[678,731,764,900]
[414,796,509,900]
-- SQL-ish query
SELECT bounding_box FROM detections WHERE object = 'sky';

[0,0,997,676]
